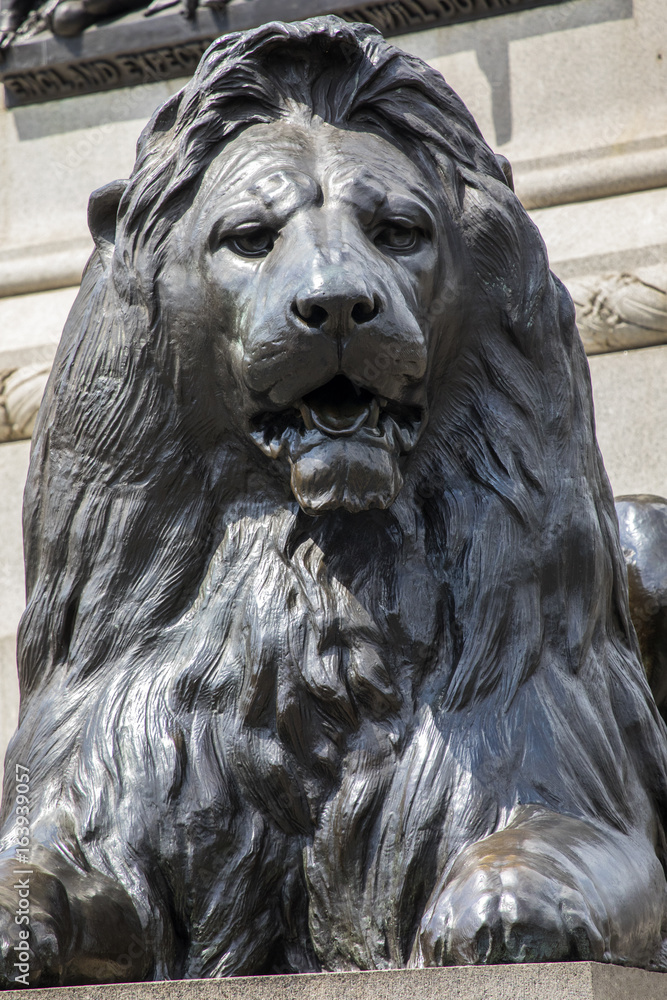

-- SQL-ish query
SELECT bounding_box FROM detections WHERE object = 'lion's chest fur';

[169,506,442,830]
[137,505,451,970]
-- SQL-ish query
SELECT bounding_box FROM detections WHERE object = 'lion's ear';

[495,154,514,191]
[88,179,128,267]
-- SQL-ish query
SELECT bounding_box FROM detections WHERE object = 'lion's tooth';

[298,402,315,430]
[367,398,380,429]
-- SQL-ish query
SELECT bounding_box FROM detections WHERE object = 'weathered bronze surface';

[1,17,667,987]
[617,495,667,717]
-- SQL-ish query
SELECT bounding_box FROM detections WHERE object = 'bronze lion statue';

[2,16,667,987]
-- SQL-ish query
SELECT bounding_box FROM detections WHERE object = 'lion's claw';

[0,863,69,987]
[415,857,608,966]
[0,912,64,987]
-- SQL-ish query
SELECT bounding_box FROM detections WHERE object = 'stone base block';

[3,964,667,1000]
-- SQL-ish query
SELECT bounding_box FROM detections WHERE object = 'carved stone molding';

[0,362,50,441]
[571,272,667,357]
[0,239,92,299]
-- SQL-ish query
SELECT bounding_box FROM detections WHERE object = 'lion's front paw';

[0,868,70,987]
[414,854,608,966]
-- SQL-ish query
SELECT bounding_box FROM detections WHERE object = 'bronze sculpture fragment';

[0,0,183,48]
[617,495,667,718]
[1,17,667,986]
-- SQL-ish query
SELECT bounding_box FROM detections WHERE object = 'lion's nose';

[293,285,380,330]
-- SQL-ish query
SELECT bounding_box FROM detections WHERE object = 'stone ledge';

[1,964,667,1000]
[0,240,91,299]
[516,143,667,211]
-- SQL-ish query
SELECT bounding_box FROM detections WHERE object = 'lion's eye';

[374,225,421,253]
[227,229,275,258]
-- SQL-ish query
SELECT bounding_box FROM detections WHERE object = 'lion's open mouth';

[300,375,379,437]
[249,374,423,514]
[250,374,422,455]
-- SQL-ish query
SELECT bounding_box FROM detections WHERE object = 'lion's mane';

[2,16,667,978]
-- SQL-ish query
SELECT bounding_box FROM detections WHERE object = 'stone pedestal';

[2,965,667,1000]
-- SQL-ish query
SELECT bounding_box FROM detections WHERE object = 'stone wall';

[1,0,666,770]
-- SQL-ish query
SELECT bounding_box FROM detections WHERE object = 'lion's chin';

[289,437,403,515]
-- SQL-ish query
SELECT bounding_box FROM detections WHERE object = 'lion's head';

[144,118,439,515]
[81,17,518,519]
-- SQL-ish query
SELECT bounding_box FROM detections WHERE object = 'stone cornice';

[0,0,567,107]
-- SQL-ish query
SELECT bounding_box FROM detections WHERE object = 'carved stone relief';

[571,271,667,356]
[0,0,569,107]
[0,363,51,442]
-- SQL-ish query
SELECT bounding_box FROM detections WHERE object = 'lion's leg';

[0,807,307,984]
[412,805,667,968]
[0,845,150,987]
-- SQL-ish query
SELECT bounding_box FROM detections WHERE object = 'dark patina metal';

[1,18,666,986]
[617,495,667,719]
